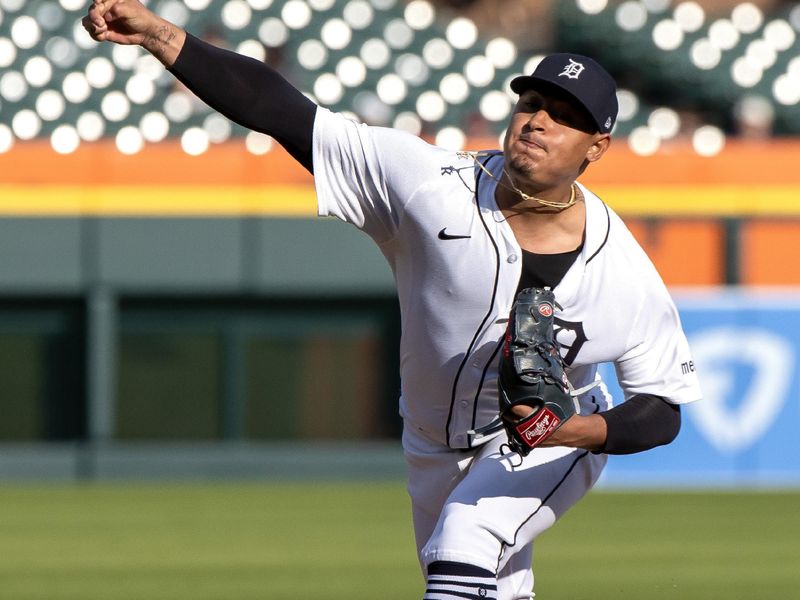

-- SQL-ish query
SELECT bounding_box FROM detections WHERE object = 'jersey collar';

[478,155,611,305]
[478,154,610,260]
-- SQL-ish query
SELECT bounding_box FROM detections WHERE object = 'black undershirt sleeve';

[597,394,681,455]
[168,33,317,173]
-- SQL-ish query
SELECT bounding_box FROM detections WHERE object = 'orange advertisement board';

[1,138,798,285]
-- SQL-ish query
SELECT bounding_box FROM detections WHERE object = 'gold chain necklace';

[468,151,578,210]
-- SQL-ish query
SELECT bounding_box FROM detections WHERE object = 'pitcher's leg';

[422,444,606,599]
[496,547,534,600]
[403,425,477,572]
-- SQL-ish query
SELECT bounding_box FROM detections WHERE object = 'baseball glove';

[497,287,577,456]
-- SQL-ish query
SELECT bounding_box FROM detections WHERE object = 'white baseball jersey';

[312,108,702,449]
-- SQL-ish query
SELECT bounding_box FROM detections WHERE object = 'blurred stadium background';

[0,0,799,598]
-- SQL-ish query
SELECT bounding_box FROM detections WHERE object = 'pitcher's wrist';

[142,19,185,66]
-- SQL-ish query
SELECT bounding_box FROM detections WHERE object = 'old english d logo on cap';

[558,59,585,80]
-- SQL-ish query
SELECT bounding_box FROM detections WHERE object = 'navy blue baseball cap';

[510,53,619,134]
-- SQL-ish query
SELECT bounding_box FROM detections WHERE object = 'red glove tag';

[514,407,561,449]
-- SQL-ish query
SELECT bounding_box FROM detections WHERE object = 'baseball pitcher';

[83,2,702,598]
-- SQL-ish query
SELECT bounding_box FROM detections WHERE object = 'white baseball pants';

[403,424,607,600]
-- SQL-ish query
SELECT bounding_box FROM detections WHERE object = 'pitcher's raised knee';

[421,502,509,574]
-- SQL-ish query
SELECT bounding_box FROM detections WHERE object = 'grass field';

[0,483,796,600]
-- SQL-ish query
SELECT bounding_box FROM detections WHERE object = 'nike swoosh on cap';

[438,228,471,240]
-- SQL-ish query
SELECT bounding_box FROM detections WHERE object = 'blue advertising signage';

[598,290,800,488]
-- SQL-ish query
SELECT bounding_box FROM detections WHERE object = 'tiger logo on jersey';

[554,318,588,366]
